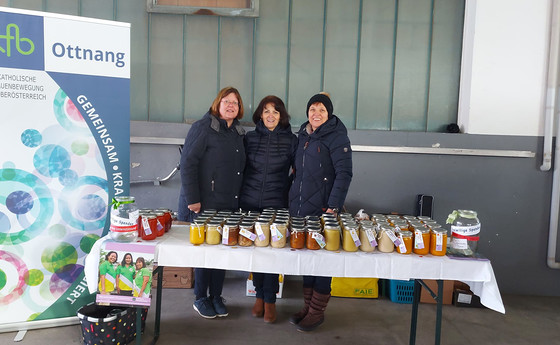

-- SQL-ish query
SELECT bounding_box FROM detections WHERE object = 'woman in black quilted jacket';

[240,95,297,323]
[289,92,353,332]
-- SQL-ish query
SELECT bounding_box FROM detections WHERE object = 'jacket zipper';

[297,140,309,216]
[259,133,271,208]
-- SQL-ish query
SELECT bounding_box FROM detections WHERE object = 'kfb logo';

[0,23,35,57]
[0,11,44,70]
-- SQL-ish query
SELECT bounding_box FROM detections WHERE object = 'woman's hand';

[188,203,201,213]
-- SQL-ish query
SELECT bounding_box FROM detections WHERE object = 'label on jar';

[436,232,444,251]
[311,232,327,248]
[349,228,361,246]
[414,229,425,249]
[386,230,401,246]
[216,225,223,235]
[156,219,164,231]
[239,228,257,241]
[142,217,152,235]
[222,225,230,244]
[255,223,265,241]
[398,234,407,253]
[110,210,139,232]
[365,228,377,247]
[452,237,468,249]
[451,224,480,236]
[271,224,284,242]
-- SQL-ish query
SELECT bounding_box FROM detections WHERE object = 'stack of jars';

[137,208,173,241]
[186,209,448,256]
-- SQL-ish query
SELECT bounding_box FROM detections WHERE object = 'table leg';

[409,279,422,345]
[435,279,443,345]
[136,307,142,345]
[150,266,164,345]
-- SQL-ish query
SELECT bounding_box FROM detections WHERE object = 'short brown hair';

[209,86,244,120]
[252,95,291,129]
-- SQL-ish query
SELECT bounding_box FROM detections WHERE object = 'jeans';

[303,275,332,295]
[194,268,226,300]
[253,273,279,303]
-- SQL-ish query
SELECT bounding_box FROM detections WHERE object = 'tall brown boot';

[289,287,313,325]
[252,298,264,317]
[296,291,330,332]
[264,303,276,323]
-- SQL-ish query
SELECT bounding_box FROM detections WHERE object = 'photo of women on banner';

[96,241,156,308]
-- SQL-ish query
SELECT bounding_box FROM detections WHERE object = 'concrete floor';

[2,276,560,345]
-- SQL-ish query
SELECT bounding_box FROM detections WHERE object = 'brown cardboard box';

[152,267,193,288]
[453,281,484,308]
[419,279,454,304]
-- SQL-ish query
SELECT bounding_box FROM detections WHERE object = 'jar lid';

[141,213,156,219]
[414,226,430,233]
[291,226,306,232]
[399,230,413,237]
[458,210,478,218]
[431,227,447,234]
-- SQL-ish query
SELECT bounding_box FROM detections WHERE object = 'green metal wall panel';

[323,0,360,128]
[253,0,289,111]
[356,0,396,130]
[219,17,254,116]
[4,0,465,132]
[184,15,219,120]
[44,0,78,15]
[288,0,325,127]
[10,0,42,11]
[117,0,149,121]
[149,13,184,123]
[391,0,432,131]
[81,0,114,20]
[426,0,464,132]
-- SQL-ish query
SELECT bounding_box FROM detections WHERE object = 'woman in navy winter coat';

[289,93,353,332]
[240,95,297,323]
[178,86,246,320]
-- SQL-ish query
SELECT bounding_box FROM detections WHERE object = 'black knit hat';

[306,93,333,119]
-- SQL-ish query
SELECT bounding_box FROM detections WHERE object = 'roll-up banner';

[0,7,130,329]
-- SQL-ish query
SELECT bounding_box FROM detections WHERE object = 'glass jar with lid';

[377,226,396,253]
[238,221,255,246]
[359,223,377,252]
[430,228,448,256]
[139,213,158,241]
[270,221,287,248]
[413,226,430,255]
[290,225,306,249]
[396,231,413,254]
[155,209,173,232]
[205,220,222,245]
[306,226,323,250]
[254,218,271,247]
[324,223,341,251]
[222,219,239,246]
[189,220,205,245]
[109,196,139,242]
[342,224,360,252]
[446,209,480,257]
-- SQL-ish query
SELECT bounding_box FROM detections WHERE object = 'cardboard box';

[419,279,454,304]
[453,282,484,308]
[331,277,379,299]
[246,273,283,298]
[152,267,193,288]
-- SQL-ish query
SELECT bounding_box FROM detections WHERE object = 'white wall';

[459,0,552,136]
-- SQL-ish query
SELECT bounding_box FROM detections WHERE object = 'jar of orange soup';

[430,228,447,256]
[413,226,430,255]
[396,231,413,254]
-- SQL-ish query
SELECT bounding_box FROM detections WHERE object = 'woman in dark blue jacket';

[178,86,246,320]
[240,95,296,323]
[289,93,353,332]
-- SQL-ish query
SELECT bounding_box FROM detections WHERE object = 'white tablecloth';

[85,225,505,313]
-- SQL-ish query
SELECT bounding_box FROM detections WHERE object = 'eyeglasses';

[221,100,239,107]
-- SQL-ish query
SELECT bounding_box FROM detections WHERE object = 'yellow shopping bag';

[331,277,379,298]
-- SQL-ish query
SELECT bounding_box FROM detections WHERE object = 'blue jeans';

[303,275,332,295]
[253,273,279,303]
[194,268,226,300]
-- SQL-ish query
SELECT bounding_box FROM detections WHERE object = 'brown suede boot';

[252,298,264,317]
[289,287,314,325]
[296,291,330,332]
[264,303,276,323]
